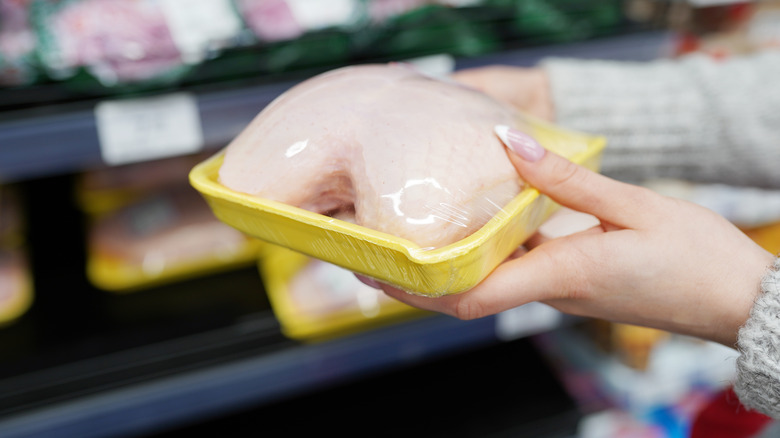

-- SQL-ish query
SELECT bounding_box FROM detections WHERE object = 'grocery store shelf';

[0,313,498,438]
[0,30,674,437]
[0,30,672,183]
[0,80,296,182]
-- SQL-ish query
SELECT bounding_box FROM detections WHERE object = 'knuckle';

[546,158,586,191]
[536,241,592,300]
[451,294,486,321]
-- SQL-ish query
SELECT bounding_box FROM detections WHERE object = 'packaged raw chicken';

[32,0,244,86]
[191,63,605,296]
[218,63,525,249]
[233,0,356,74]
[238,0,363,36]
[260,243,425,340]
[76,153,211,216]
[86,183,262,291]
[0,186,33,326]
[234,0,304,43]
[32,0,185,85]
[0,0,38,87]
[0,248,33,326]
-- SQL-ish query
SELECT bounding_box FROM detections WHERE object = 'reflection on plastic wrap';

[192,63,606,297]
[0,186,33,326]
[260,244,425,341]
[218,63,523,249]
[84,179,261,292]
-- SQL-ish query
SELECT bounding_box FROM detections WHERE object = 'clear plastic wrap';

[218,63,524,249]
[191,63,605,296]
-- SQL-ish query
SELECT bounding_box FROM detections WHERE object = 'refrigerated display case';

[0,1,679,436]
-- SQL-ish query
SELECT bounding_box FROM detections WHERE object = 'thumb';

[494,125,661,229]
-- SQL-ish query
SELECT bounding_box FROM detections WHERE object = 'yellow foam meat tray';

[190,118,606,297]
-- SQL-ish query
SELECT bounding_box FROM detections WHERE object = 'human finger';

[495,125,664,229]
[525,222,607,249]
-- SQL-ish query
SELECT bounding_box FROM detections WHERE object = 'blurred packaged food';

[260,244,426,341]
[80,156,262,292]
[0,0,37,86]
[0,185,33,326]
[76,152,210,216]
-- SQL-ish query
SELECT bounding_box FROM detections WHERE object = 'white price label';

[686,0,744,5]
[495,302,562,341]
[437,0,484,7]
[95,93,204,166]
[404,54,456,79]
[160,0,242,62]
[286,0,358,30]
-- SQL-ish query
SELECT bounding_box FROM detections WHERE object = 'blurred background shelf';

[0,168,576,437]
[0,29,673,438]
[3,0,758,436]
[0,30,670,184]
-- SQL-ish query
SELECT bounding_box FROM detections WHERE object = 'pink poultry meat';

[218,63,523,249]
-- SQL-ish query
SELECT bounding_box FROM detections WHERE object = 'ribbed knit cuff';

[540,52,780,188]
[735,257,780,419]
[541,57,717,184]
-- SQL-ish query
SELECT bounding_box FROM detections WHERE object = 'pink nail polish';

[494,125,545,162]
[355,274,381,290]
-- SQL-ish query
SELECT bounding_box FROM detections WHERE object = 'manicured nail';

[355,274,381,290]
[494,125,545,162]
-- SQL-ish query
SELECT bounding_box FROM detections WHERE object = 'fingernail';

[355,274,381,290]
[494,125,545,162]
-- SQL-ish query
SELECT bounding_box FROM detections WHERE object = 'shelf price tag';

[95,93,204,166]
[286,0,359,30]
[160,0,243,63]
[495,302,562,341]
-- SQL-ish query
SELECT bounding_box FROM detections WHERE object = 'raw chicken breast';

[219,63,522,248]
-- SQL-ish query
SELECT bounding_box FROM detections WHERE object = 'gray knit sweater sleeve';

[542,51,780,188]
[736,259,780,419]
[542,52,780,418]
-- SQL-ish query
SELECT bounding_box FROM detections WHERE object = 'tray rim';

[189,138,603,265]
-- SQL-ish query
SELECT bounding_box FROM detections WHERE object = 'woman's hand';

[451,66,555,121]
[376,126,775,348]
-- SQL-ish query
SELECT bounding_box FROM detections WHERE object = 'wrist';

[720,253,776,348]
